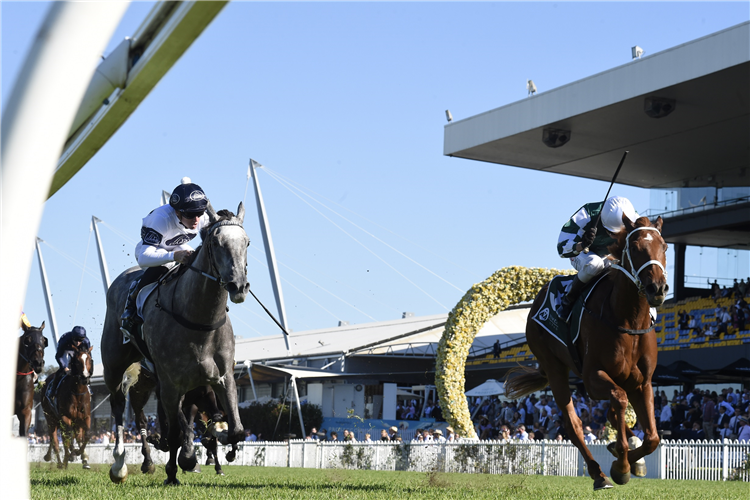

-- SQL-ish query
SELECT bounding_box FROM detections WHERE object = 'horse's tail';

[121,362,141,395]
[504,365,549,399]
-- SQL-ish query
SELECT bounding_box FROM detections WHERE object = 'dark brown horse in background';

[15,321,47,436]
[505,215,668,490]
[41,347,94,469]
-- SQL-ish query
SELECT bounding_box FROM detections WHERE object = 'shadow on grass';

[31,476,82,487]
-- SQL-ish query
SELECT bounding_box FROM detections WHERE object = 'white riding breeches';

[570,252,611,283]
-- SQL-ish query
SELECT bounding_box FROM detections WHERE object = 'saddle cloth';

[136,282,159,320]
[531,274,605,350]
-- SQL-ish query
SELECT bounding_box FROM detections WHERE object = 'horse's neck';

[609,270,651,329]
[171,246,227,321]
[16,350,30,373]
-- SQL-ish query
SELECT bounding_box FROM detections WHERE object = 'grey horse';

[101,203,248,485]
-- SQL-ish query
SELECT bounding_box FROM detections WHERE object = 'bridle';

[17,332,43,377]
[610,226,667,295]
[184,219,247,288]
[156,218,247,331]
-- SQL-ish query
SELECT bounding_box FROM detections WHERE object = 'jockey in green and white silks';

[556,196,639,322]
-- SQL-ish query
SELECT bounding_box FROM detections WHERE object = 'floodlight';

[644,97,676,119]
[527,79,537,96]
[445,110,453,122]
[542,128,571,148]
[632,46,644,59]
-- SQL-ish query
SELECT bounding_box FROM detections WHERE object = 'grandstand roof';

[233,307,531,364]
[443,22,750,189]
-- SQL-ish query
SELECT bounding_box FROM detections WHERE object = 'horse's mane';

[607,216,654,261]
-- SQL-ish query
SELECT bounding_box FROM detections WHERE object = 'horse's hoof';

[607,441,620,458]
[610,462,631,485]
[206,457,215,466]
[632,462,647,477]
[216,470,225,476]
[593,477,614,490]
[43,452,51,462]
[141,462,155,474]
[109,468,128,484]
[163,478,181,486]
[82,462,91,470]
[226,450,236,463]
[178,453,198,473]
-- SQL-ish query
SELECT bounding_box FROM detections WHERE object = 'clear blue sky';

[3,2,748,366]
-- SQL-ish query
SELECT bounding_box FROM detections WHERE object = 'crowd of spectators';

[655,387,750,441]
[710,278,749,302]
[467,385,750,443]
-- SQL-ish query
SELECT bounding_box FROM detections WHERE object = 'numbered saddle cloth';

[531,274,605,349]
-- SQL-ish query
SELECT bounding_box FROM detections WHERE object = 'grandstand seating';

[466,295,750,367]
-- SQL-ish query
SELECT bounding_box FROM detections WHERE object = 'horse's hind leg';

[547,364,612,490]
[130,378,156,474]
[625,382,660,477]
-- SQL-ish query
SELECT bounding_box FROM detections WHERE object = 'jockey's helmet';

[72,326,86,338]
[170,178,208,216]
[601,196,638,232]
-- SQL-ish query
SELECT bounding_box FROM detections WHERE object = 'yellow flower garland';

[435,266,574,438]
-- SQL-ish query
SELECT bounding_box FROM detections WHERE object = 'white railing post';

[541,440,547,476]
[722,441,728,481]
[659,442,666,480]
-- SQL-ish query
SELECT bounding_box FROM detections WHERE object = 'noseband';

[186,219,246,288]
[611,226,667,295]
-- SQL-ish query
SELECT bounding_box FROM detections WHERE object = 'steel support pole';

[249,159,290,354]
[291,375,306,439]
[35,238,60,349]
[92,216,110,294]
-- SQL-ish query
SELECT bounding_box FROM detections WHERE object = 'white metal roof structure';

[234,306,531,364]
[444,22,750,190]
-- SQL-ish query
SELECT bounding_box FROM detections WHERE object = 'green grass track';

[30,463,749,500]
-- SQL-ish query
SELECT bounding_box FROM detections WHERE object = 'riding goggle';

[180,211,205,219]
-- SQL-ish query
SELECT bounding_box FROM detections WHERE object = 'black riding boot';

[559,275,587,323]
[120,279,143,339]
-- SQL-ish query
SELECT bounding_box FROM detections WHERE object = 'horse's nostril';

[646,284,658,295]
[663,284,670,293]
[244,283,250,292]
[226,282,239,294]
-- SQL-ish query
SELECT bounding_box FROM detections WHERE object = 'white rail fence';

[27,439,749,481]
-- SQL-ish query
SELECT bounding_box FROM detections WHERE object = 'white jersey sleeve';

[134,205,208,267]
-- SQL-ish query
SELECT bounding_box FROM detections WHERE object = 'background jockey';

[120,177,210,338]
[557,196,639,321]
[46,326,90,402]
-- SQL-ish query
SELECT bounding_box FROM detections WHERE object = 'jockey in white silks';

[120,177,210,338]
[556,196,639,322]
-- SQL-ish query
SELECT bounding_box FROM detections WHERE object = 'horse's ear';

[622,213,635,233]
[21,322,29,333]
[237,202,245,224]
[207,201,219,224]
[40,321,45,331]
[654,216,663,232]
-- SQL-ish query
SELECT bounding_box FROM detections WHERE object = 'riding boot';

[559,275,587,324]
[120,279,143,340]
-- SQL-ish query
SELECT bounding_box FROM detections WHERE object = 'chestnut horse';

[41,347,94,469]
[15,322,47,436]
[505,215,667,490]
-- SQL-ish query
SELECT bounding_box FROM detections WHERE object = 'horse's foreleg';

[599,375,631,485]
[177,395,198,473]
[626,382,659,476]
[548,368,610,489]
[212,376,244,445]
[160,389,185,485]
